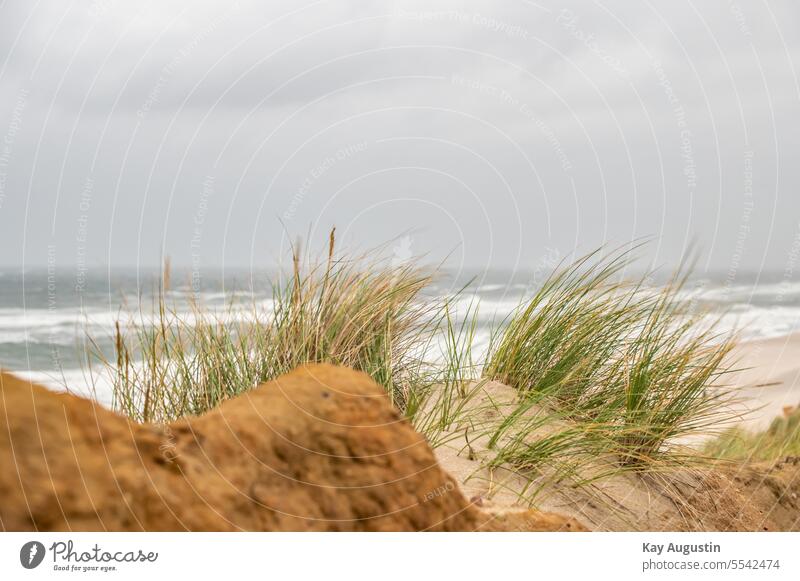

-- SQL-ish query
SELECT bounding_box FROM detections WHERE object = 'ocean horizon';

[3,264,800,406]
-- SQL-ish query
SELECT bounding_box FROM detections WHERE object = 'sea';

[2,266,800,407]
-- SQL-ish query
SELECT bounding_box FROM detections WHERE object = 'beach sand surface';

[729,333,800,429]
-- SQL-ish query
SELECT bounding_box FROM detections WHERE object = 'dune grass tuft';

[483,248,738,466]
[91,231,442,422]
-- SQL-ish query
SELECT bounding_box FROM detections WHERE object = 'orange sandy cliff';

[0,364,582,532]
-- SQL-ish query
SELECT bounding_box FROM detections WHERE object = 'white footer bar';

[1,532,796,580]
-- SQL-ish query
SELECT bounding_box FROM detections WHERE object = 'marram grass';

[483,248,739,466]
[87,241,743,487]
[90,232,443,423]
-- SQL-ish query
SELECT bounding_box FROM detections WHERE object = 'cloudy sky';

[1,0,799,275]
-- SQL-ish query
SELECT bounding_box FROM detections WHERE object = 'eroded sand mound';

[0,364,582,531]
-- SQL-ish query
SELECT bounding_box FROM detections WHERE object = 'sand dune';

[433,380,800,531]
[0,365,582,532]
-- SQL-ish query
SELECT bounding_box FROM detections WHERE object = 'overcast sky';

[1,0,799,276]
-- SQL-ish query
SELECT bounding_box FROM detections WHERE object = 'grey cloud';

[0,0,798,276]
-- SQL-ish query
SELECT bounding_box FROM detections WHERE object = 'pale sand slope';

[728,333,800,429]
[431,338,800,530]
[431,380,780,531]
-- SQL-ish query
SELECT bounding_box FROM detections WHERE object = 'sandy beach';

[729,333,800,429]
